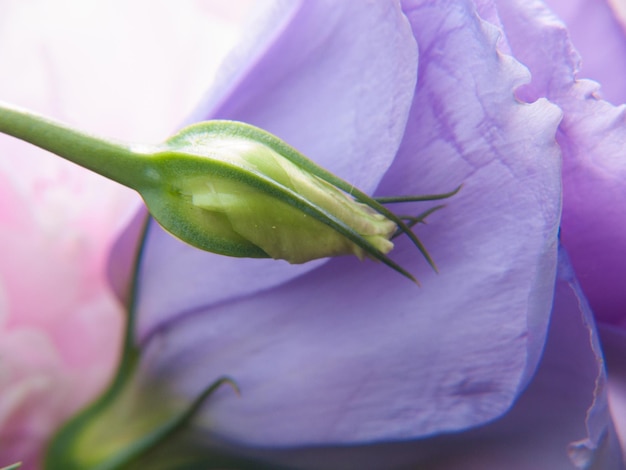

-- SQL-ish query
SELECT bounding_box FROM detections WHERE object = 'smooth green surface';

[0,101,152,189]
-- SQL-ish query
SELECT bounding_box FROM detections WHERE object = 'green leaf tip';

[44,374,239,470]
[95,375,240,469]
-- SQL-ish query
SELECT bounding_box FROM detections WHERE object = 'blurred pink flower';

[0,1,250,467]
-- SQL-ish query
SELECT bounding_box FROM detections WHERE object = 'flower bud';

[0,100,454,282]
[140,121,404,271]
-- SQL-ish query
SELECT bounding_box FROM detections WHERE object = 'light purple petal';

[107,208,148,305]
[376,0,562,388]
[600,325,626,462]
[494,0,626,330]
[133,0,561,446]
[210,249,624,469]
[544,0,626,105]
[607,0,626,32]
[133,0,418,338]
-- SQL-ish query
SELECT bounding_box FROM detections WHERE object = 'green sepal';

[393,204,447,238]
[374,184,462,204]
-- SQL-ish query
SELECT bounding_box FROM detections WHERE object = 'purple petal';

[107,207,148,305]
[134,0,418,340]
[134,0,561,446]
[494,0,626,330]
[211,249,624,469]
[376,0,563,388]
[600,325,626,461]
[544,0,626,105]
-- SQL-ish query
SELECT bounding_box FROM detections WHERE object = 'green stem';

[0,101,153,190]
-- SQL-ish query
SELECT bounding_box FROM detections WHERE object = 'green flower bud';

[144,121,396,264]
[0,102,460,282]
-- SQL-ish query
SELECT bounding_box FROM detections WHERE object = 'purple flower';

[542,0,626,460]
[57,0,625,468]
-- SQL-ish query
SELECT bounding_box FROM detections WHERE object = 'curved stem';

[0,101,152,190]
